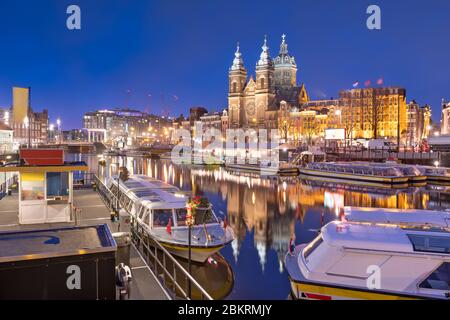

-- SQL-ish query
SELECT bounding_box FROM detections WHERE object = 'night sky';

[0,0,449,128]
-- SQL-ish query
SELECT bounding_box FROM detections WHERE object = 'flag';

[352,81,359,88]
[364,80,371,87]
[223,216,228,230]
[377,78,384,85]
[166,218,172,235]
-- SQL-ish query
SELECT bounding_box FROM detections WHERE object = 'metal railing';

[93,175,213,301]
[132,221,213,300]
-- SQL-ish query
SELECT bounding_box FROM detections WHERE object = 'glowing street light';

[434,161,440,168]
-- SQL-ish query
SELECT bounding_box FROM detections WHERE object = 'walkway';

[0,188,170,300]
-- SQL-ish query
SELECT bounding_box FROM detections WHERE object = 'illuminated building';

[441,100,450,135]
[0,87,48,148]
[406,100,431,147]
[83,108,171,145]
[339,87,407,141]
[227,35,308,130]
[283,88,407,143]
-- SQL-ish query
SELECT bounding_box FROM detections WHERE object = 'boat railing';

[93,175,213,301]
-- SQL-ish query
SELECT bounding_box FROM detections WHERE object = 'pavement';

[0,188,170,300]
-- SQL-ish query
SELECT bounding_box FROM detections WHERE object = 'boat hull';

[285,245,443,301]
[299,168,409,184]
[160,241,228,263]
[225,163,298,176]
[289,279,420,300]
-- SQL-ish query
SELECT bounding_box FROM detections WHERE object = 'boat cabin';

[108,175,219,230]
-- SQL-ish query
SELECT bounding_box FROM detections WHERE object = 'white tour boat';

[299,162,410,186]
[107,175,234,263]
[286,207,450,300]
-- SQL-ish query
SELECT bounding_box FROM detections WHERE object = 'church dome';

[273,34,296,67]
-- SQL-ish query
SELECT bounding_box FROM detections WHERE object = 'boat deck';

[0,189,170,300]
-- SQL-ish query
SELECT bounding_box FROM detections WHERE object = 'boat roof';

[322,208,450,255]
[344,207,450,229]
[322,220,450,255]
[113,175,187,209]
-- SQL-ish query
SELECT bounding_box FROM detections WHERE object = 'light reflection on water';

[70,154,450,300]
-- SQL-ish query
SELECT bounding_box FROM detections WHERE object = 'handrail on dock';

[92,175,213,301]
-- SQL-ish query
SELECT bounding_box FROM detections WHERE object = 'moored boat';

[225,162,299,176]
[299,162,409,185]
[417,165,450,185]
[107,175,234,263]
[286,207,450,300]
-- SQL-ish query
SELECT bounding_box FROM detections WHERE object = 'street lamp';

[434,161,440,168]
[185,203,194,299]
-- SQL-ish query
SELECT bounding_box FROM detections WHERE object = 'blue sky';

[0,0,449,128]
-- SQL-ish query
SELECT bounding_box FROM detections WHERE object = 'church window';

[232,82,237,93]
[260,78,265,88]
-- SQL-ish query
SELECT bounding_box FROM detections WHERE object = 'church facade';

[227,35,308,130]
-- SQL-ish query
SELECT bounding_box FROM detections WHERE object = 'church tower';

[273,34,297,88]
[228,43,247,128]
[255,36,275,127]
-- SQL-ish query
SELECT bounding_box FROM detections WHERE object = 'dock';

[0,188,171,300]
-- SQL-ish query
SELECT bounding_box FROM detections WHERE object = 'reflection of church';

[228,35,308,129]
[226,178,296,273]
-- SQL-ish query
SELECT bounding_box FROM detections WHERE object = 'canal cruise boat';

[285,207,450,300]
[107,175,234,263]
[299,162,410,186]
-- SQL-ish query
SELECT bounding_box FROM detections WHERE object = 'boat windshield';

[153,209,173,228]
[419,262,450,291]
[175,208,218,226]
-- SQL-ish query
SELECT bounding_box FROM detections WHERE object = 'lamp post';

[185,204,194,299]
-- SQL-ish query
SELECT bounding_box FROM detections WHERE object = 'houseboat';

[299,162,409,186]
[286,207,450,300]
[106,175,234,263]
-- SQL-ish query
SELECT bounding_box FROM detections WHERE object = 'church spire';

[230,42,245,71]
[257,35,272,67]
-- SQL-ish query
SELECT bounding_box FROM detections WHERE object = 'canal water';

[70,153,450,300]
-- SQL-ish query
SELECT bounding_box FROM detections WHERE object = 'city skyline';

[1,0,450,128]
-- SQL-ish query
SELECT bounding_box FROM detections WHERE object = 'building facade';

[227,35,308,130]
[83,108,172,146]
[406,101,431,147]
[0,87,48,148]
[442,100,450,135]
[339,87,407,141]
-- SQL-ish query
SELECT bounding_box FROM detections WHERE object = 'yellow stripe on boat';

[292,282,420,300]
[160,242,226,252]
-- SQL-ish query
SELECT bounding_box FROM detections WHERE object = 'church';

[227,35,309,130]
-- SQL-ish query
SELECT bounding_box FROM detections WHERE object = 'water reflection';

[69,153,450,299]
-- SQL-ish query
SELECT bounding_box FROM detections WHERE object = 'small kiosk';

[0,149,88,224]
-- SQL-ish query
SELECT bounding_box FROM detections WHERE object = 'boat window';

[153,209,173,228]
[194,208,218,225]
[419,262,450,291]
[175,208,188,226]
[304,235,323,259]
[407,234,450,254]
